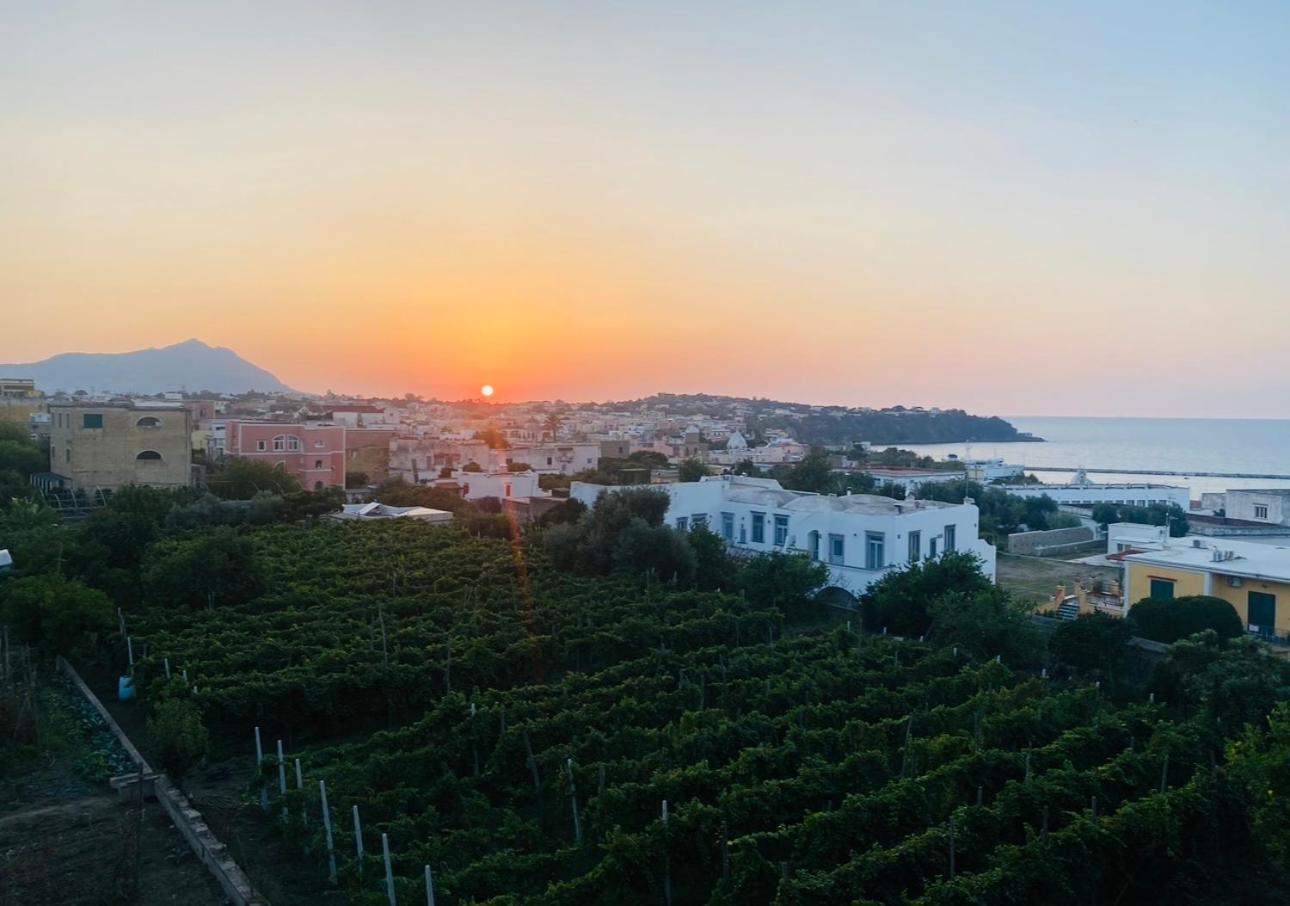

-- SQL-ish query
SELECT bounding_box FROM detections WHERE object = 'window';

[1248,591,1276,636]
[944,524,956,553]
[135,450,162,461]
[504,483,512,497]
[773,514,789,546]
[751,511,765,543]
[136,416,161,429]
[675,516,689,531]
[287,436,301,451]
[720,512,734,541]
[929,538,938,558]
[829,533,845,565]
[908,530,921,563]
[314,481,324,491]
[273,434,286,451]
[1254,504,1270,520]
[82,413,103,429]
[865,532,885,570]
[65,447,71,463]
[692,513,708,529]
[257,440,266,451]
[315,459,323,469]
[1149,578,1175,601]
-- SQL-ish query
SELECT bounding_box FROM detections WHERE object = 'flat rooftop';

[1124,537,1290,583]
[725,484,959,516]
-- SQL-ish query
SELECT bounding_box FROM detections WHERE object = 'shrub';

[147,699,209,780]
[1127,595,1244,644]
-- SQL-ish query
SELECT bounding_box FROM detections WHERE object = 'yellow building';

[1122,538,1290,641]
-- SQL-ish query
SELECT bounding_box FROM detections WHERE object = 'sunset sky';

[4,3,1289,415]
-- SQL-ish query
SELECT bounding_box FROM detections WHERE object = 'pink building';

[224,421,346,490]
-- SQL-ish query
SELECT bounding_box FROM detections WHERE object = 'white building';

[994,482,1189,510]
[961,458,1024,482]
[450,467,544,502]
[706,437,808,466]
[1220,489,1290,526]
[505,443,600,476]
[571,475,995,600]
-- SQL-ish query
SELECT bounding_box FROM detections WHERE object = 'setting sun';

[480,384,494,398]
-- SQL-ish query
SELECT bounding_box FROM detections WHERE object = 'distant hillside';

[598,393,1040,445]
[0,339,295,394]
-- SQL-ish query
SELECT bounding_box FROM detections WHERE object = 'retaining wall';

[57,657,268,906]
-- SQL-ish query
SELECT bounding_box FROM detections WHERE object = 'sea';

[900,416,1290,500]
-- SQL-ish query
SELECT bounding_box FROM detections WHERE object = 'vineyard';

[104,520,1285,905]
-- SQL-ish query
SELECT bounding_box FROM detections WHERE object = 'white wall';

[572,478,995,599]
[996,484,1190,510]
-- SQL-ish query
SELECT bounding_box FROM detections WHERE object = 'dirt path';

[0,793,225,905]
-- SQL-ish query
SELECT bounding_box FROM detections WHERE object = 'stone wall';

[1007,525,1095,556]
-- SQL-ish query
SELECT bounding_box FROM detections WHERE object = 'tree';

[731,459,764,477]
[579,488,672,573]
[860,551,992,637]
[689,524,739,592]
[535,498,587,528]
[345,471,370,488]
[147,699,209,780]
[462,461,484,473]
[678,458,708,482]
[738,552,829,617]
[929,586,1044,666]
[1228,702,1290,871]
[142,528,265,608]
[507,462,532,473]
[0,575,114,654]
[473,428,510,449]
[1050,612,1131,682]
[0,501,67,576]
[207,457,301,499]
[613,519,696,585]
[1127,595,1244,644]
[777,449,835,494]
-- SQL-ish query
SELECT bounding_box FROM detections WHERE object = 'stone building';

[46,401,193,491]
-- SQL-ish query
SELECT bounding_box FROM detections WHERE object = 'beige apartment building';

[47,401,194,491]
[1,378,43,429]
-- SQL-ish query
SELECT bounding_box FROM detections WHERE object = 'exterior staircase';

[1055,596,1080,621]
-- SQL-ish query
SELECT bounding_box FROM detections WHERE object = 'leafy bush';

[1128,595,1244,644]
[146,699,209,780]
[1051,611,1132,679]
[860,551,991,637]
[0,576,114,654]
[141,527,264,608]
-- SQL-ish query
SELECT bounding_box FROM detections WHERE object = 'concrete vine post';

[320,780,337,883]
[295,758,306,824]
[661,799,672,906]
[276,739,288,820]
[353,804,365,874]
[566,758,582,846]
[382,832,397,906]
